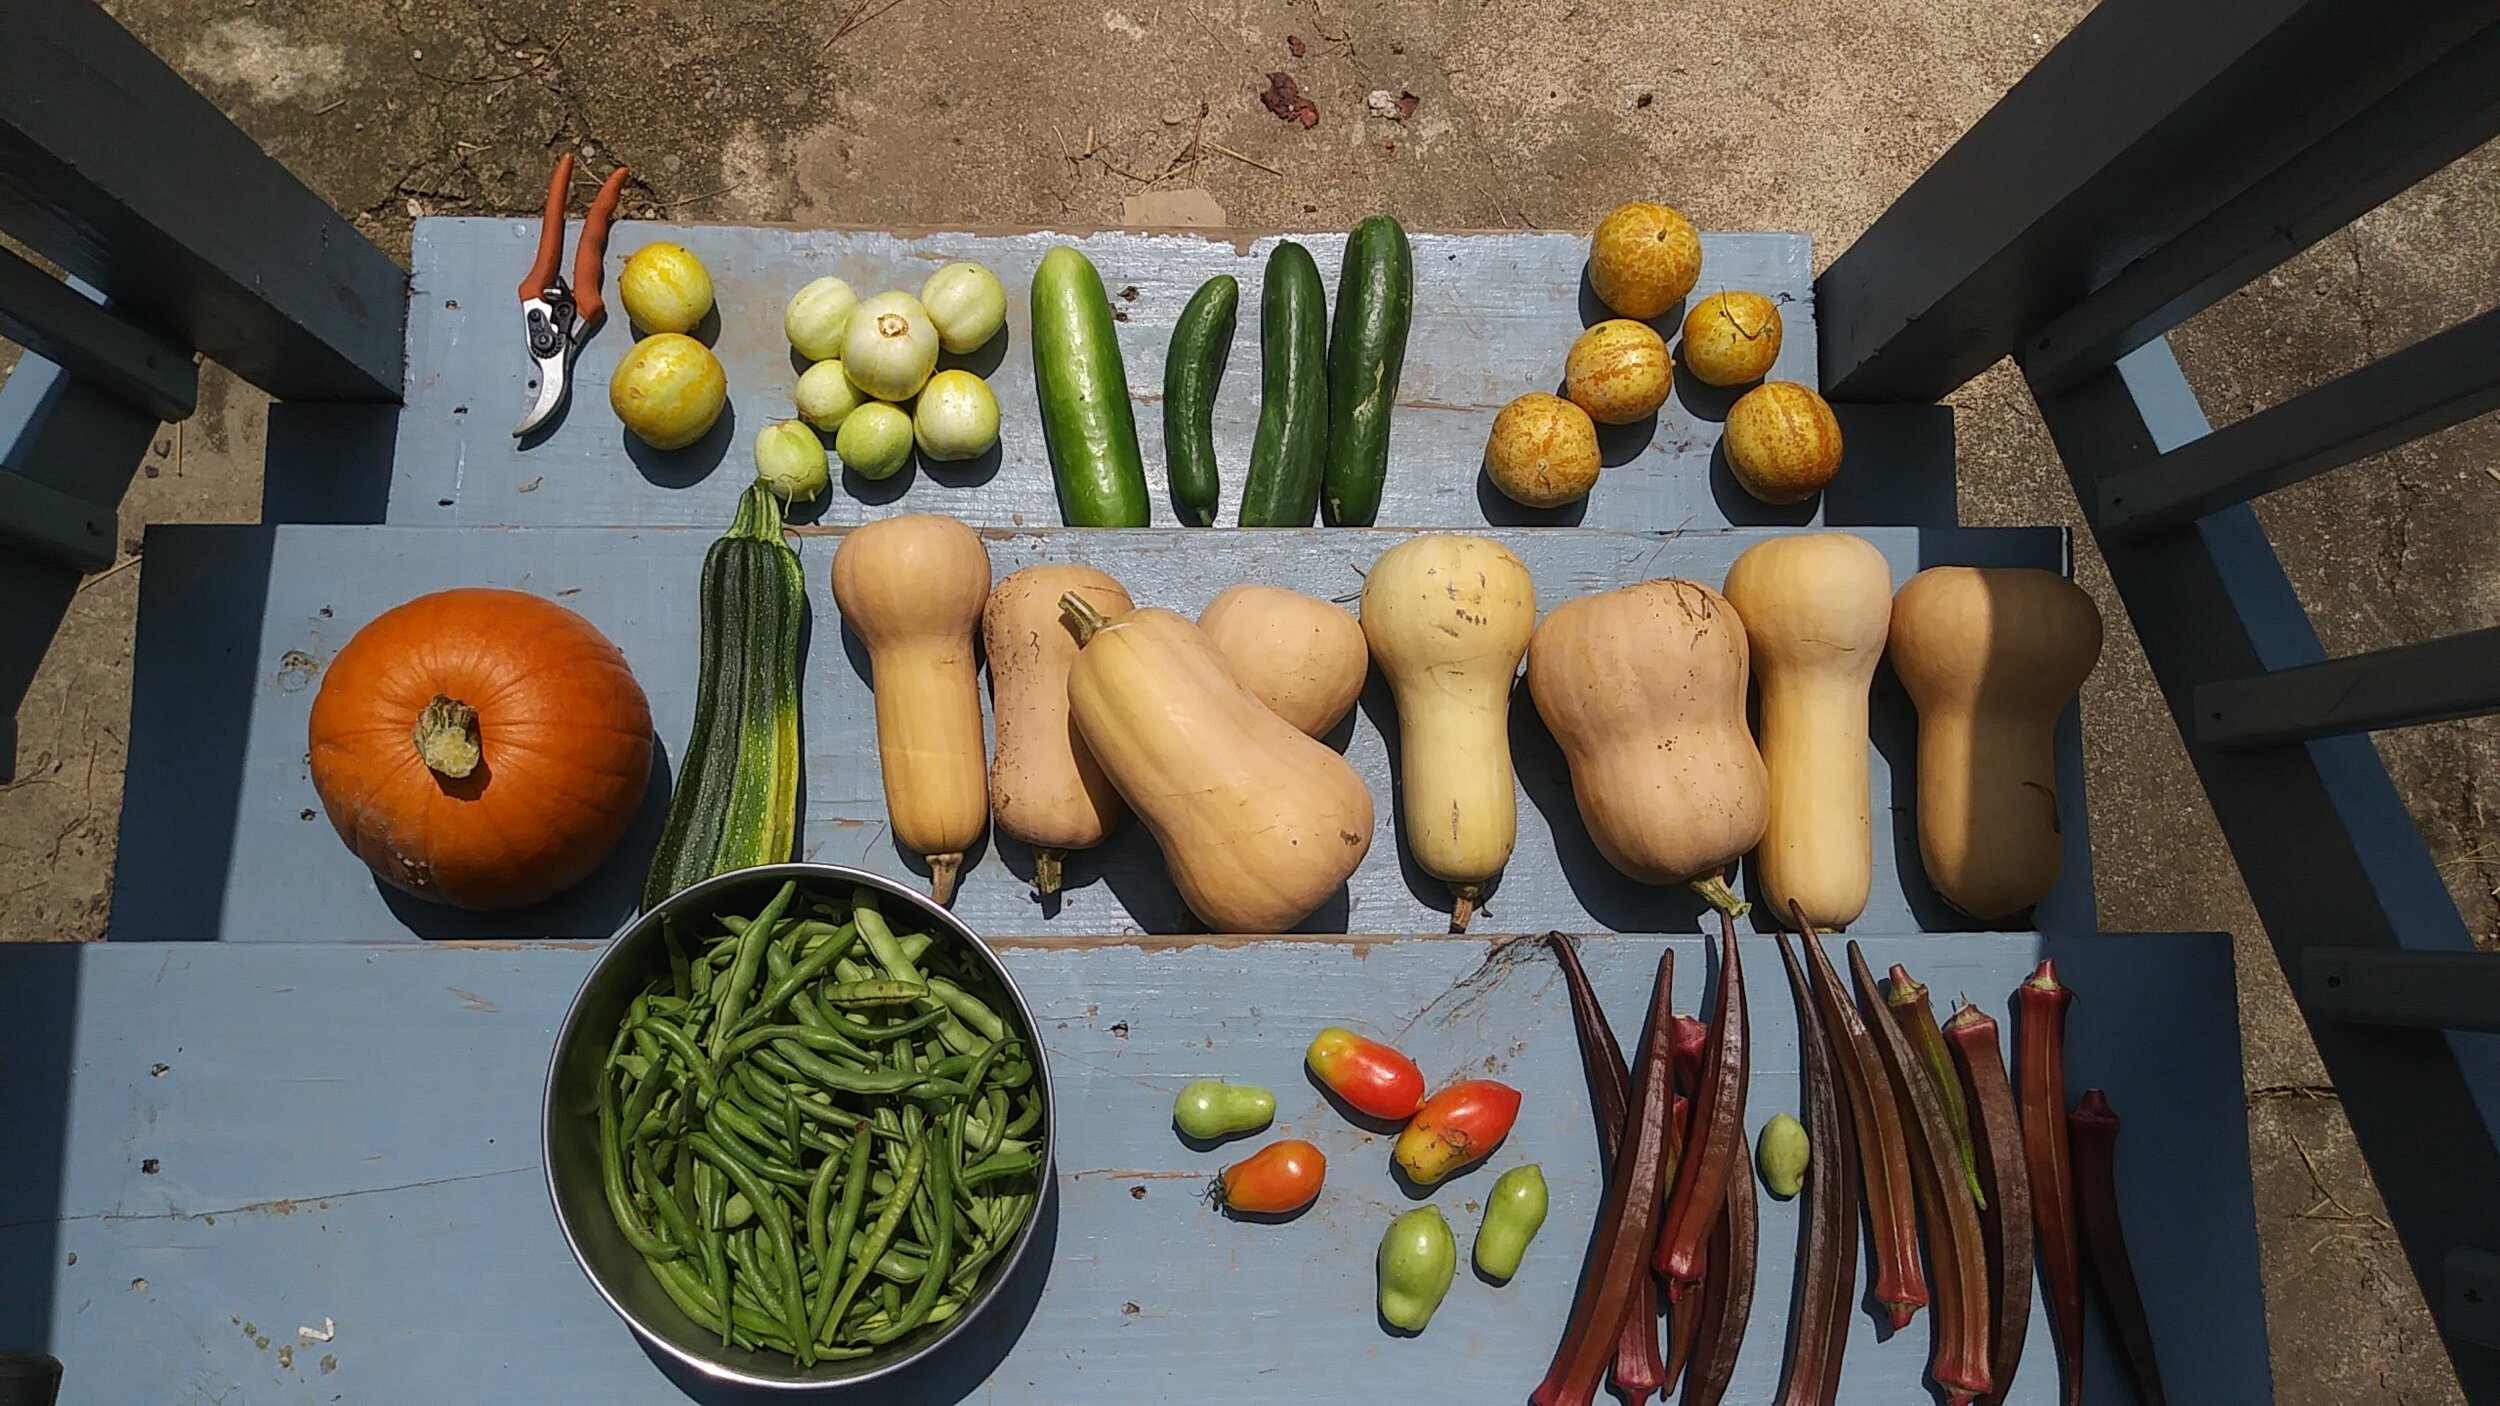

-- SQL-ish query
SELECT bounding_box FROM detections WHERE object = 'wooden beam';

[2097,304,2500,539]
[2196,625,2500,748]
[0,242,195,422]
[2303,947,2500,1033]
[1817,0,2500,401]
[2034,340,2500,1395]
[2024,17,2500,392]
[0,0,404,402]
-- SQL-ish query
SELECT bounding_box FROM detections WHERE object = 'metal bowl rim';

[541,861,1056,1391]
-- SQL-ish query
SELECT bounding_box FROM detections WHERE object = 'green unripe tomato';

[834,401,914,481]
[1171,1080,1275,1141]
[1473,1163,1549,1281]
[1377,1206,1458,1334]
[1758,1112,1810,1198]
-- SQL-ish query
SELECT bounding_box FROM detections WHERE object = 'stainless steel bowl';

[544,862,1056,1390]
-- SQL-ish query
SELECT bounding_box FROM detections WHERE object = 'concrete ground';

[6,0,2495,1398]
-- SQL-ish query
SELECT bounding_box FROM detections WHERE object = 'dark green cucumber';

[643,482,804,910]
[1238,241,1329,527]
[1162,274,1238,527]
[1322,216,1414,525]
[1030,246,1150,526]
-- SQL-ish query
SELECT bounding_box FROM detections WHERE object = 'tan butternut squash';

[984,564,1134,895]
[1889,566,2102,922]
[1525,578,1767,914]
[1360,535,1535,930]
[830,514,991,904]
[1063,595,1373,931]
[1723,533,1890,930]
[1197,583,1368,738]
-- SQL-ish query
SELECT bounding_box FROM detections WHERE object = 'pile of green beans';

[599,880,1044,1363]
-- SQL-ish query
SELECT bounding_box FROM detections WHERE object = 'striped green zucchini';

[642,482,804,909]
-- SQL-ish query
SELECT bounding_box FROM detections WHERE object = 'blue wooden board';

[109,524,2094,943]
[0,933,2268,1404]
[388,220,1956,533]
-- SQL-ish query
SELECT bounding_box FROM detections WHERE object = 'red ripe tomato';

[1305,1027,1426,1122]
[1212,1139,1327,1216]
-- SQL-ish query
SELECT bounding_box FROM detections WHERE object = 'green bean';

[720,1189,754,1230]
[627,1017,718,1108]
[824,979,931,1007]
[725,921,862,1040]
[864,1129,955,1344]
[817,1135,925,1349]
[718,1024,905,1079]
[767,1035,947,1096]
[706,1118,813,1192]
[923,976,1009,1041]
[710,880,798,1051]
[962,1149,1041,1187]
[599,1046,681,1261]
[811,1122,875,1343]
[688,1133,811,1362]
[813,1002,951,1044]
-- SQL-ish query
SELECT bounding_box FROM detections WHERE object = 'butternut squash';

[1360,536,1535,930]
[1197,583,1368,738]
[984,564,1134,895]
[1888,566,2102,922]
[1062,595,1374,931]
[830,514,992,904]
[1722,533,1890,930]
[1525,578,1767,914]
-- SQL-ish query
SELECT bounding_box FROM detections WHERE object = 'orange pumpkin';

[308,588,654,909]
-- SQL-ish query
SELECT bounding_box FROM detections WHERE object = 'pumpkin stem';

[1058,591,1111,645]
[1448,884,1479,933]
[1689,871,1751,920]
[927,853,964,907]
[413,695,483,779]
[1033,848,1065,897]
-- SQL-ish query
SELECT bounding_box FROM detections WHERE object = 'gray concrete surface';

[4,0,2494,1399]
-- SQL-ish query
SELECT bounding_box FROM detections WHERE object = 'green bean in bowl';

[545,863,1053,1390]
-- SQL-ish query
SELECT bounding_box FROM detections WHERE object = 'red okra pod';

[1944,1003,2034,1406]
[1857,944,1991,1403]
[2070,1089,2168,1406]
[1772,932,1860,1406]
[1682,1130,1758,1406]
[1797,910,1928,1329]
[1541,933,1668,1404]
[1531,948,1679,1406]
[1653,912,1749,1291]
[2017,960,2083,1406]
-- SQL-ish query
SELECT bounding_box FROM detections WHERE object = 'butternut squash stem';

[927,854,964,907]
[413,695,482,779]
[1448,885,1479,933]
[1689,871,1750,919]
[1058,592,1110,644]
[1033,848,1065,896]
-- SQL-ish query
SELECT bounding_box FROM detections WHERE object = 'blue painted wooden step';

[0,933,2267,1403]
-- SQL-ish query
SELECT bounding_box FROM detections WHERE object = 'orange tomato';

[1306,1027,1427,1121]
[1213,1139,1328,1216]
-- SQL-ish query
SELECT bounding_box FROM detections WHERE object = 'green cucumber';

[1162,275,1238,527]
[644,482,804,909]
[1238,241,1329,527]
[1322,216,1414,525]
[1030,246,1150,526]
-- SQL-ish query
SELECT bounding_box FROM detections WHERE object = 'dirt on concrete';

[5,0,2493,1399]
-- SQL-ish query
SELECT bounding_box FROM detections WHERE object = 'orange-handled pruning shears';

[514,152,630,438]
